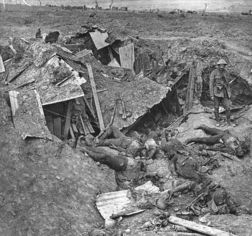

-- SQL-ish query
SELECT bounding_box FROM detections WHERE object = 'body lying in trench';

[185,125,248,157]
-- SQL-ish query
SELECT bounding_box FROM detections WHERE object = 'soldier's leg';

[223,97,231,125]
[100,138,123,147]
[214,96,220,124]
[80,146,127,171]
[110,126,126,138]
[185,134,223,145]
[195,125,223,135]
[100,126,125,140]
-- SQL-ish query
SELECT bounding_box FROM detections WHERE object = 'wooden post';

[63,101,73,139]
[86,63,105,131]
[168,216,237,236]
[184,63,196,114]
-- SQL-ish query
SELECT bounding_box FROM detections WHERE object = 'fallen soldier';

[98,126,142,156]
[161,138,206,183]
[79,145,157,189]
[185,125,247,157]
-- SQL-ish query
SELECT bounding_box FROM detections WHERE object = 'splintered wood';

[9,90,52,140]
[169,216,237,236]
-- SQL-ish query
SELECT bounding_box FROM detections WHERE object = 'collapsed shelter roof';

[1,38,170,131]
[83,75,169,129]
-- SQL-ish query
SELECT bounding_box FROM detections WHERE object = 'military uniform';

[209,68,231,123]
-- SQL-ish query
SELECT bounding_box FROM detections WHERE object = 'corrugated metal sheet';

[96,190,132,227]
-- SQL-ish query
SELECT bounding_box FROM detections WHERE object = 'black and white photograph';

[0,0,252,235]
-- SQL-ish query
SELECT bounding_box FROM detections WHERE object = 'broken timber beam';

[168,216,237,236]
[86,63,105,131]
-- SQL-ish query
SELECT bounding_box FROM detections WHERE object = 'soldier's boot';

[226,109,236,126]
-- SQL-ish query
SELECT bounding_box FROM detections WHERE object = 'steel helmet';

[217,59,227,65]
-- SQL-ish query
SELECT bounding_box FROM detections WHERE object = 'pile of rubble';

[0,25,252,236]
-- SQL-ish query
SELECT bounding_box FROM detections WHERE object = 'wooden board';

[0,55,5,73]
[119,43,135,72]
[9,90,52,140]
[169,216,236,236]
[86,63,105,131]
[89,30,109,50]
[75,49,92,59]
[63,101,73,139]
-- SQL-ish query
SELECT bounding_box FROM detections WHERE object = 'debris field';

[0,5,252,236]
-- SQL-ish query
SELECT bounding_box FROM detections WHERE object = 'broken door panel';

[9,90,52,140]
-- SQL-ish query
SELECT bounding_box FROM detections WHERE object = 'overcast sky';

[4,0,250,10]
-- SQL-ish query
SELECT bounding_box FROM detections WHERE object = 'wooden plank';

[119,43,135,72]
[86,119,95,133]
[9,91,19,116]
[89,30,109,50]
[86,63,105,131]
[77,98,95,134]
[79,114,89,135]
[71,123,78,133]
[168,216,237,236]
[69,126,76,140]
[63,101,73,139]
[75,49,92,59]
[83,96,96,119]
[0,55,5,73]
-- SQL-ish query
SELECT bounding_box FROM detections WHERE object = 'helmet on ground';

[217,59,227,65]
